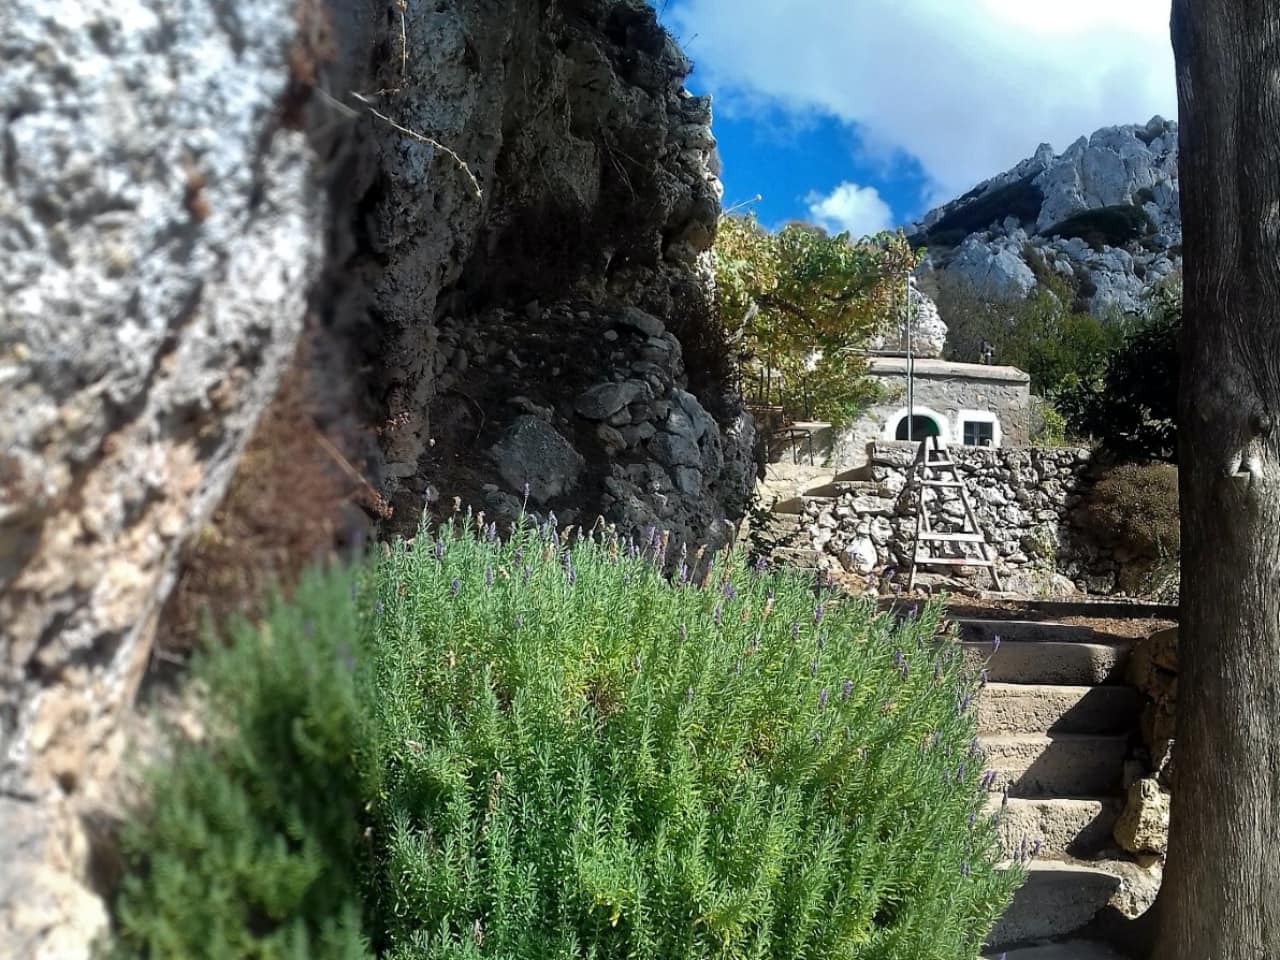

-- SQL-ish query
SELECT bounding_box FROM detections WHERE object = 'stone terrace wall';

[804,442,1131,594]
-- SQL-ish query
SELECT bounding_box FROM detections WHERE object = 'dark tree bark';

[1157,3,1280,957]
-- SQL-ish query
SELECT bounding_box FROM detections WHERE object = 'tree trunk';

[1157,3,1280,957]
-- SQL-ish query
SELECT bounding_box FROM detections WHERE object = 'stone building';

[832,356,1032,465]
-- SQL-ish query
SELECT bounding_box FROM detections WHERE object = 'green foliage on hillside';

[107,517,1021,960]
[908,177,1044,249]
[1060,277,1181,462]
[714,214,916,424]
[937,275,1123,401]
[1043,204,1154,251]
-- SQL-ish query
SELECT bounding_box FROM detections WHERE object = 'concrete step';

[975,684,1142,735]
[961,640,1130,686]
[987,797,1122,859]
[980,734,1128,799]
[987,862,1122,950]
[762,463,833,483]
[956,619,1103,644]
[801,480,882,499]
[983,939,1128,960]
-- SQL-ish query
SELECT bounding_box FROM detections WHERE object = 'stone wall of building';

[805,441,1143,595]
[833,361,1032,467]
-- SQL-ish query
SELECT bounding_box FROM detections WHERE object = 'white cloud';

[667,0,1177,206]
[805,181,894,237]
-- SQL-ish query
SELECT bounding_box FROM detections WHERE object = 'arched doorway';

[895,414,942,441]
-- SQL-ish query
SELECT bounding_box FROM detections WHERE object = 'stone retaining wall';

[805,441,1136,594]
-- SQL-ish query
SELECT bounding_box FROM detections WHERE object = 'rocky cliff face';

[909,116,1181,316]
[0,0,751,955]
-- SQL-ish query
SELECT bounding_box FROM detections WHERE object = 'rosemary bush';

[109,517,1019,959]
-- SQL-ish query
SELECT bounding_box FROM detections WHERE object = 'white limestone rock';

[870,279,949,358]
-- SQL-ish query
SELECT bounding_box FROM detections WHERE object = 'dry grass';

[154,338,362,658]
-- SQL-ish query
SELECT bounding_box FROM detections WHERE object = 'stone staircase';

[753,463,879,572]
[962,618,1159,959]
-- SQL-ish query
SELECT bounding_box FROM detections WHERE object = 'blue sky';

[659,0,1178,235]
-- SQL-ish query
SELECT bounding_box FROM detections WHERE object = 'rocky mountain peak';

[909,115,1181,316]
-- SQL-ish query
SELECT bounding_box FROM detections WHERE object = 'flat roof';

[867,356,1030,384]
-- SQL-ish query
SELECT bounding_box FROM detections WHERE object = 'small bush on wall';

[1082,462,1180,562]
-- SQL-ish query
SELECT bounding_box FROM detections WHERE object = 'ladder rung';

[924,460,956,467]
[913,556,995,567]
[917,532,986,542]
[921,480,964,488]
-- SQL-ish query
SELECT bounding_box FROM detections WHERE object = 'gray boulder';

[490,416,585,505]
[575,380,651,420]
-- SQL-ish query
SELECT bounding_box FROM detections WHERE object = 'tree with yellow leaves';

[713,214,916,424]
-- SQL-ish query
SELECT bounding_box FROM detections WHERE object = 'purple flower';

[967,810,976,828]
[678,563,689,585]
[790,621,799,640]
[980,668,990,687]
[980,769,997,790]
[565,565,577,586]
[522,566,532,584]
[713,604,723,626]
[485,567,494,587]
[450,578,460,596]
[960,861,970,877]
[755,554,768,572]
[816,634,825,651]
[722,581,737,601]
[818,687,829,708]
[809,659,818,677]
[814,602,825,624]
[513,546,523,565]
[435,540,445,561]
[374,600,384,615]
[1031,840,1042,858]
[841,679,853,702]
[992,634,1002,653]
[956,761,966,781]
[514,615,524,629]
[970,736,979,755]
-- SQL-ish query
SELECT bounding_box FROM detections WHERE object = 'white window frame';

[958,409,1002,448]
[883,406,950,444]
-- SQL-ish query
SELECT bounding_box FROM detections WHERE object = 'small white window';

[958,409,1001,447]
[963,421,995,446]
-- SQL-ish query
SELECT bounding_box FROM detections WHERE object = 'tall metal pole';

[905,273,915,442]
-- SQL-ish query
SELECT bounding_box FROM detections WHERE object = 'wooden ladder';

[906,436,1003,592]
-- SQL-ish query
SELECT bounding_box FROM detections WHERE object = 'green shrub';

[920,176,1044,243]
[108,519,1020,959]
[1082,462,1181,561]
[1030,397,1067,447]
[1043,204,1154,250]
[1060,277,1180,462]
[105,568,377,959]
